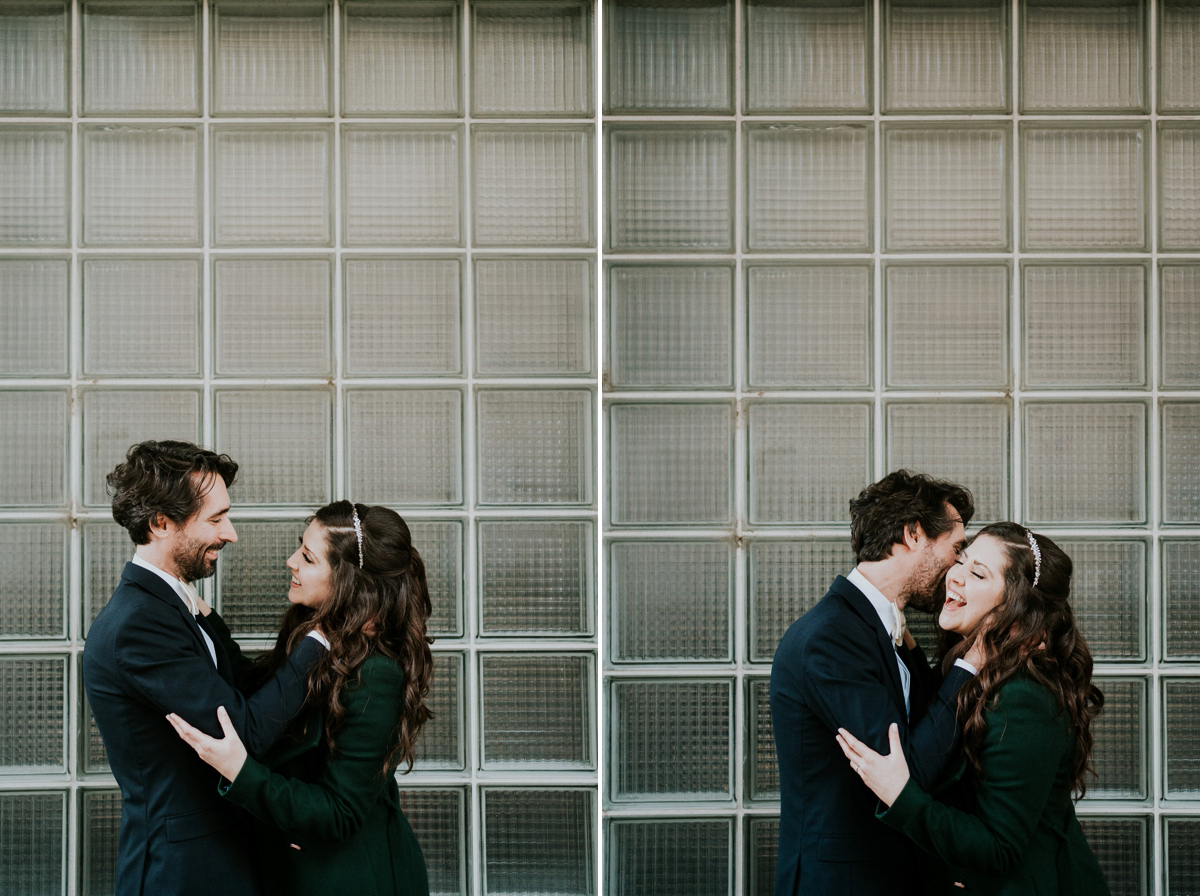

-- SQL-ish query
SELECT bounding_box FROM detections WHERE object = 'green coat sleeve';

[877,678,1070,875]
[220,656,405,846]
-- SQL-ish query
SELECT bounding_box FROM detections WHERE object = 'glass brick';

[1165,541,1200,660]
[884,0,1007,112]
[475,257,591,375]
[1167,817,1200,896]
[1166,679,1200,796]
[1021,0,1144,112]
[611,679,731,800]
[1162,265,1200,387]
[0,4,67,114]
[212,2,330,115]
[609,541,731,663]
[748,678,778,800]
[0,523,66,639]
[747,264,871,389]
[1165,403,1200,524]
[750,540,856,662]
[748,403,871,524]
[398,789,465,896]
[82,390,200,506]
[213,128,332,246]
[0,391,66,507]
[886,403,1010,523]
[885,264,1009,388]
[0,127,69,245]
[747,817,780,896]
[82,3,199,115]
[480,520,592,636]
[342,1,459,115]
[343,128,461,246]
[0,792,63,895]
[1162,125,1200,250]
[473,127,592,246]
[1022,126,1146,250]
[745,0,869,112]
[81,790,122,896]
[472,2,591,116]
[408,521,462,638]
[607,127,733,251]
[215,390,332,506]
[884,125,1009,250]
[608,265,733,388]
[483,789,594,896]
[1023,402,1146,524]
[1077,816,1147,896]
[606,0,731,112]
[481,654,590,766]
[1023,264,1145,388]
[0,656,66,772]
[0,258,68,376]
[608,403,731,526]
[83,521,130,637]
[608,819,731,896]
[477,390,592,506]
[1053,540,1145,662]
[418,652,463,769]
[1089,677,1145,799]
[746,124,870,250]
[215,520,297,637]
[83,258,201,376]
[1161,0,1200,112]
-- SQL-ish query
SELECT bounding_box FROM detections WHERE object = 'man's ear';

[147,512,172,539]
[902,521,924,550]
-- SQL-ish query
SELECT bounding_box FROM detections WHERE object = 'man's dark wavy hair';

[107,440,238,545]
[849,469,975,563]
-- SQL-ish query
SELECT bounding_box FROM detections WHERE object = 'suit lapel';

[831,576,908,718]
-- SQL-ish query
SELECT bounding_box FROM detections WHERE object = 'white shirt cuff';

[305,630,331,650]
[953,657,978,675]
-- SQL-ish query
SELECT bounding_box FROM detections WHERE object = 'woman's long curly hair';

[938,522,1104,798]
[257,501,434,774]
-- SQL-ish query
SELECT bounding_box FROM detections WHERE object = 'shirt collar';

[131,553,195,612]
[847,567,900,639]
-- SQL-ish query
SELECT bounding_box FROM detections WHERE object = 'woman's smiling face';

[286,520,334,609]
[939,533,1009,637]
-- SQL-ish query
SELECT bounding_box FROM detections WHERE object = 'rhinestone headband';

[351,505,364,569]
[1026,531,1042,588]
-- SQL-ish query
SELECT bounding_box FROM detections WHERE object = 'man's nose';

[222,520,238,544]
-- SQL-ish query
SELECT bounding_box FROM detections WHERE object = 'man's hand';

[836,723,911,807]
[964,634,986,670]
[166,706,248,782]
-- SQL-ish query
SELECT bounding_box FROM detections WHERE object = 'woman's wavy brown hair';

[938,522,1104,798]
[257,501,434,774]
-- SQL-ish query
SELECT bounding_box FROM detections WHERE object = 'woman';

[837,522,1109,895]
[168,501,433,896]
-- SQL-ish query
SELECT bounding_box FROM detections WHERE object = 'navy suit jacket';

[769,575,972,896]
[83,562,322,896]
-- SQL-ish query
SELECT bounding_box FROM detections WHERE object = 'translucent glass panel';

[0,391,67,507]
[1165,541,1200,660]
[82,3,199,115]
[0,792,64,895]
[0,127,69,245]
[1167,818,1200,896]
[213,128,332,246]
[0,656,66,772]
[1022,126,1146,250]
[480,654,591,767]
[482,789,595,896]
[607,127,733,251]
[748,403,871,524]
[610,679,731,800]
[746,124,870,250]
[1089,677,1146,799]
[343,128,461,246]
[1164,403,1200,523]
[82,522,128,636]
[1160,0,1200,111]
[82,390,200,505]
[399,789,465,896]
[212,2,330,115]
[1162,265,1200,387]
[608,265,733,388]
[884,0,1007,112]
[0,258,68,376]
[886,403,1010,522]
[473,127,593,246]
[747,678,777,800]
[420,653,464,769]
[0,524,66,639]
[745,0,869,112]
[746,817,780,896]
[1078,816,1148,896]
[608,541,732,662]
[215,521,296,636]
[473,2,591,116]
[608,403,731,525]
[342,2,459,116]
[607,818,732,896]
[747,264,871,389]
[0,4,67,114]
[885,264,1009,388]
[1021,0,1145,112]
[1023,264,1146,388]
[475,257,592,375]
[884,125,1009,250]
[215,390,331,505]
[606,0,731,112]
[1024,402,1146,524]
[409,522,463,637]
[477,390,592,505]
[479,520,592,636]
[1165,679,1200,795]
[81,790,122,896]
[749,539,856,662]
[83,258,201,376]
[1161,125,1200,249]
[1055,540,1145,661]
[345,389,463,505]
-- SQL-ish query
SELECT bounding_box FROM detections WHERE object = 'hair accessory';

[351,505,364,569]
[1026,531,1042,588]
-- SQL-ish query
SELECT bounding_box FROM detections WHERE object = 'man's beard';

[173,537,222,583]
[903,555,947,614]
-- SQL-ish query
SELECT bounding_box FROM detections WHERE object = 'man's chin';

[906,590,944,615]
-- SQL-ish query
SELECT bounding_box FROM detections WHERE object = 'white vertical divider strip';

[873,0,885,479]
[1009,0,1022,529]
[201,0,216,615]
[594,0,606,892]
[331,1,344,503]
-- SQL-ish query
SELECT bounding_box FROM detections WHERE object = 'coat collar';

[829,575,908,716]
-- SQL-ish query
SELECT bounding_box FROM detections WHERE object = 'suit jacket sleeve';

[876,679,1068,874]
[202,609,255,687]
[218,656,404,845]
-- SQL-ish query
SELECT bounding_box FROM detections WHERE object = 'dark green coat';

[220,655,429,896]
[878,678,1109,896]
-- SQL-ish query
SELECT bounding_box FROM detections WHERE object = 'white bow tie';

[888,602,907,647]
[179,581,201,616]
